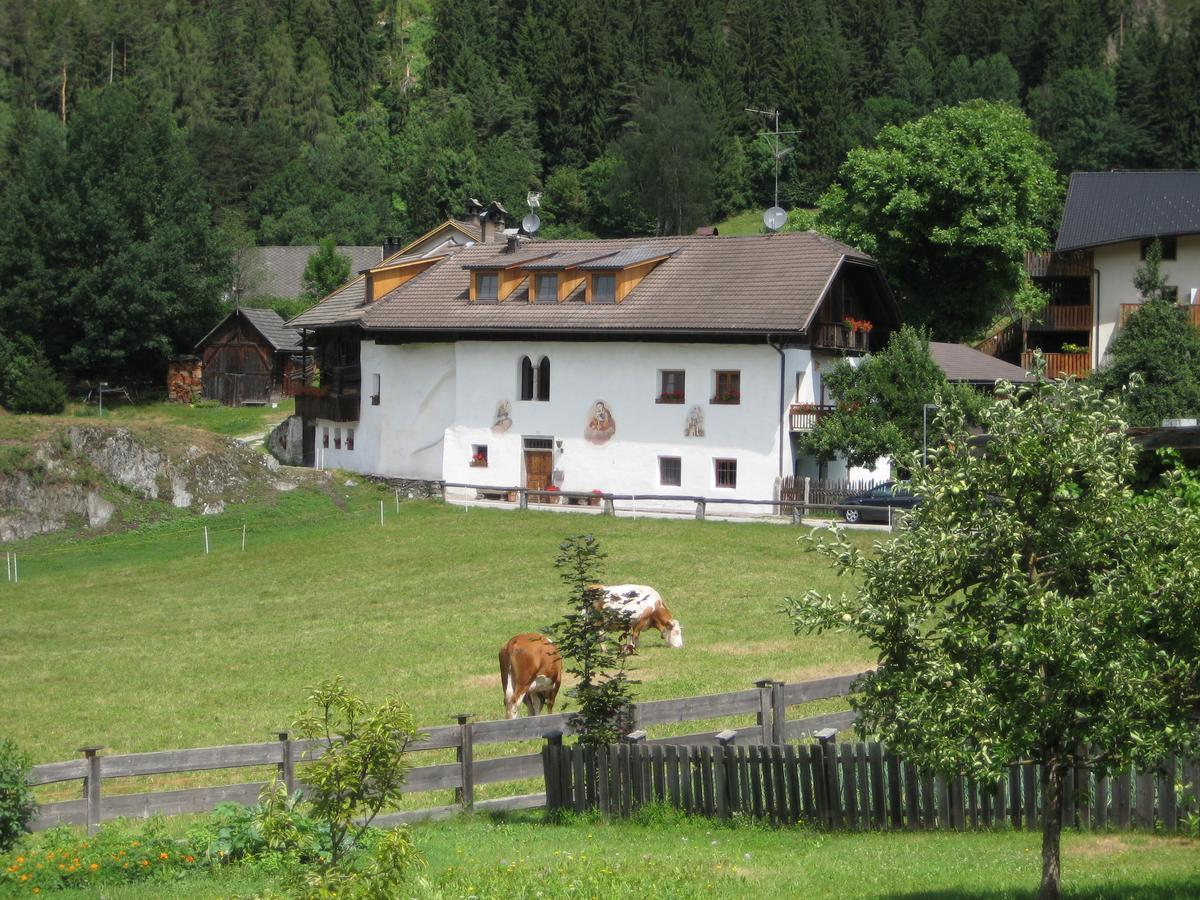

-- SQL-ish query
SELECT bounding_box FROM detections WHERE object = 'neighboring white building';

[1022,171,1200,377]
[288,228,901,512]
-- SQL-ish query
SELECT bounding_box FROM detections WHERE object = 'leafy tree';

[0,87,230,378]
[301,237,352,303]
[786,370,1200,899]
[798,326,983,470]
[819,101,1061,341]
[615,76,715,235]
[1131,237,1177,305]
[545,536,637,748]
[292,677,421,865]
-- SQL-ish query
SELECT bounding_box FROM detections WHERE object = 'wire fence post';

[11,555,15,584]
[395,488,400,514]
[241,524,247,551]
[5,552,10,582]
[203,526,209,555]
[379,500,385,526]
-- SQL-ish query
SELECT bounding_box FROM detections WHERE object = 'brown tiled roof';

[357,232,890,336]
[929,342,1031,384]
[196,307,300,352]
[247,246,383,299]
[287,277,368,328]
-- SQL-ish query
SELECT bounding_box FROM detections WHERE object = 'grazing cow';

[592,584,684,650]
[499,633,563,719]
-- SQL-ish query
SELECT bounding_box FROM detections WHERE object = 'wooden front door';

[524,450,553,501]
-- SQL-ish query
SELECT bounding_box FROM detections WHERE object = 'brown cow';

[499,633,563,719]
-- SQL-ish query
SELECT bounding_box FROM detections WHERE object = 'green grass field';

[2,480,872,765]
[39,812,1200,899]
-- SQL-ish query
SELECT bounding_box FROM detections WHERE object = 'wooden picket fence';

[778,477,884,508]
[543,735,1200,832]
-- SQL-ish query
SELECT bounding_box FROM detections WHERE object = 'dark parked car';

[841,481,920,524]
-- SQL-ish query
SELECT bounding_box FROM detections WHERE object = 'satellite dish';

[763,206,787,232]
[522,213,541,234]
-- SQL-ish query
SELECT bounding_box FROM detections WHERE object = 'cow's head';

[664,618,683,648]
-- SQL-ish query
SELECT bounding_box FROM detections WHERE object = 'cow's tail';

[503,670,515,704]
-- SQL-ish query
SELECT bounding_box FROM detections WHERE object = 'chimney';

[382,236,404,259]
[504,233,520,253]
[460,198,485,226]
[480,200,508,244]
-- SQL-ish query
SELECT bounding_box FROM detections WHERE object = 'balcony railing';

[1021,350,1091,379]
[789,403,836,431]
[294,388,360,422]
[1027,304,1091,332]
[811,323,869,352]
[1120,302,1200,328]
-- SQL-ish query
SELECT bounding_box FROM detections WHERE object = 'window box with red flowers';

[710,390,741,404]
[656,390,686,404]
[589,489,603,507]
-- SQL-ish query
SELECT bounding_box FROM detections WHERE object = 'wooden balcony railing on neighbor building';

[1022,350,1091,378]
[811,323,869,352]
[1027,304,1091,332]
[789,403,836,431]
[1120,302,1200,328]
[294,387,360,422]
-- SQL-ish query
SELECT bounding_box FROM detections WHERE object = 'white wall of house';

[440,340,800,512]
[790,352,891,483]
[1094,235,1200,364]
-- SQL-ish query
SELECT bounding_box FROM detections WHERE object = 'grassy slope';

[45,813,1200,899]
[713,209,767,235]
[61,398,295,438]
[3,481,873,763]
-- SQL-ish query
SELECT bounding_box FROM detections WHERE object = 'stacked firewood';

[167,356,203,404]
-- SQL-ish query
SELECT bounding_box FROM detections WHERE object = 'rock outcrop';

[0,424,299,541]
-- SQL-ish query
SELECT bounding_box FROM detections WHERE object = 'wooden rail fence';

[543,734,1200,833]
[26,674,865,834]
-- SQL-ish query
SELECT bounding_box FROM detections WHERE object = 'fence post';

[803,476,811,519]
[544,730,565,812]
[624,730,646,744]
[78,746,103,836]
[770,681,786,744]
[276,731,296,794]
[695,499,706,521]
[715,730,737,819]
[816,728,839,828]
[603,495,615,516]
[454,713,474,810]
[519,489,528,510]
[755,680,775,744]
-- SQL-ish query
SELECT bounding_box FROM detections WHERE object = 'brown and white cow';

[499,632,563,719]
[592,584,683,651]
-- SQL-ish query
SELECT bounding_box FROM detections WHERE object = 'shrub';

[0,739,37,853]
[0,336,66,414]
[186,778,330,866]
[292,678,422,865]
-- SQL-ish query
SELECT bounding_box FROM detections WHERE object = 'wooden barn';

[194,307,302,406]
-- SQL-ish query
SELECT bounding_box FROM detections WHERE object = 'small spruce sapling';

[546,536,638,747]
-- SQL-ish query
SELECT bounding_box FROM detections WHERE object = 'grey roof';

[245,246,384,299]
[581,245,680,270]
[288,277,369,328]
[930,342,1030,384]
[1056,171,1200,252]
[522,249,620,270]
[197,307,300,353]
[352,232,896,336]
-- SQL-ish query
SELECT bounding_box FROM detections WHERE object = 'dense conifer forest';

[3,1,1199,243]
[2,1,1200,380]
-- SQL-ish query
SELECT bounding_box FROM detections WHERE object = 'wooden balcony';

[811,323,869,352]
[1022,351,1091,379]
[1027,304,1091,332]
[789,403,835,431]
[1120,302,1200,328]
[294,388,360,422]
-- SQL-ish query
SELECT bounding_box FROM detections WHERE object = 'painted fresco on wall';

[491,400,512,433]
[584,400,616,445]
[685,406,705,438]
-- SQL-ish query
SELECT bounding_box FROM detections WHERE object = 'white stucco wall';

[439,340,801,511]
[1095,235,1200,364]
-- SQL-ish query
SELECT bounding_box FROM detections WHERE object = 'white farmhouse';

[1015,171,1200,377]
[288,227,900,511]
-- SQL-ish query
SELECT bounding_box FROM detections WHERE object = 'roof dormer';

[580,246,676,303]
[361,255,445,305]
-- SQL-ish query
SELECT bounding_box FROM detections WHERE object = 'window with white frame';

[657,370,685,403]
[518,355,550,401]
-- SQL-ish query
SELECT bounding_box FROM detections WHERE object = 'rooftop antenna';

[746,107,800,232]
[522,190,542,235]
